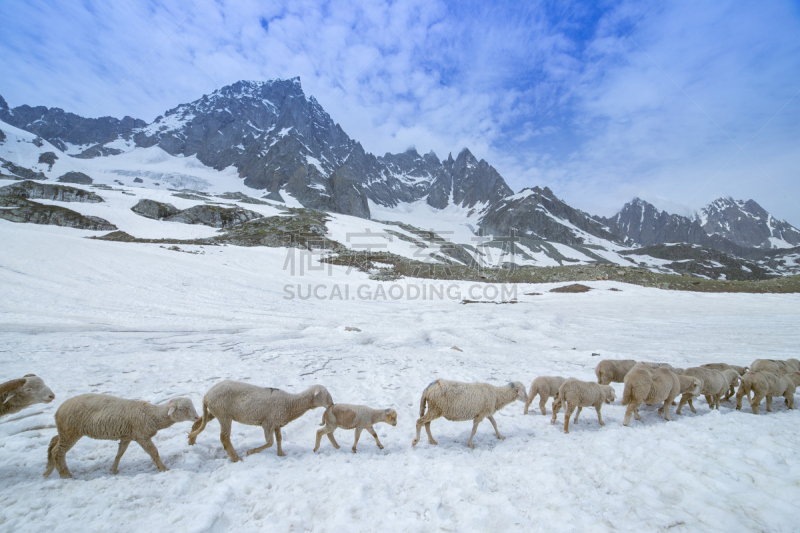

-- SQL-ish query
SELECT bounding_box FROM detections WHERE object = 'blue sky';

[1,0,799,225]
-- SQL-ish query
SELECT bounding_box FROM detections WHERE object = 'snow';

[2,216,800,531]
[768,236,794,249]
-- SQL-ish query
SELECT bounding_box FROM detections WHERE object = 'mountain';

[0,95,145,154]
[695,197,800,249]
[9,78,511,219]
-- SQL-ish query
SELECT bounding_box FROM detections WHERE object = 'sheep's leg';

[327,431,340,449]
[595,404,605,426]
[787,395,795,410]
[539,397,548,416]
[275,428,285,457]
[188,405,214,445]
[352,428,362,453]
[487,415,505,440]
[766,396,773,413]
[563,403,576,433]
[550,398,562,425]
[574,406,582,424]
[467,417,484,448]
[43,435,60,478]
[247,425,275,457]
[110,440,131,474]
[52,434,80,479]
[137,438,168,472]
[736,387,746,411]
[413,410,440,446]
[676,394,688,415]
[218,418,241,462]
[687,397,696,414]
[314,425,337,452]
[524,388,536,415]
[622,403,637,426]
[750,393,763,414]
[366,426,384,450]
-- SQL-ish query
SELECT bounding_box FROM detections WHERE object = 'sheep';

[595,359,636,385]
[750,359,799,375]
[550,379,616,434]
[701,363,748,376]
[621,364,680,425]
[412,379,527,449]
[659,375,701,415]
[788,372,800,388]
[43,394,198,479]
[0,375,55,418]
[188,380,333,461]
[642,362,682,374]
[676,367,727,414]
[313,404,397,453]
[721,369,740,401]
[736,371,796,414]
[524,376,566,415]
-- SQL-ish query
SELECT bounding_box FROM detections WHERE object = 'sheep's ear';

[167,400,176,417]
[3,393,15,404]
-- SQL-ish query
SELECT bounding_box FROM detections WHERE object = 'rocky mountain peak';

[695,197,800,249]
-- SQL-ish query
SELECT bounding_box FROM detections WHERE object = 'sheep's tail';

[43,435,59,478]
[419,394,429,418]
[319,404,334,426]
[621,383,632,406]
[188,399,212,443]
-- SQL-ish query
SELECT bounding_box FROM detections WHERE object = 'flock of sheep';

[1,357,798,479]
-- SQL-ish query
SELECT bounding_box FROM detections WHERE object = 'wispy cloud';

[1,0,798,224]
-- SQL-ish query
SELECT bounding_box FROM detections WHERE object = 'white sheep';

[524,376,566,415]
[0,375,55,418]
[595,359,636,385]
[751,359,799,374]
[721,368,740,401]
[621,363,680,425]
[550,379,616,434]
[736,371,796,414]
[659,375,701,416]
[676,367,727,413]
[313,404,397,453]
[43,394,199,478]
[188,380,333,461]
[412,379,527,449]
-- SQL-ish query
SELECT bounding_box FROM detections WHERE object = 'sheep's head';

[384,409,398,426]
[310,386,334,408]
[509,382,528,406]
[602,385,616,403]
[688,377,702,396]
[167,398,199,422]
[3,375,55,407]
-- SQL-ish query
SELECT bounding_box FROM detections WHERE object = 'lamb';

[595,359,636,385]
[621,363,680,425]
[788,372,800,388]
[642,362,682,374]
[188,380,333,461]
[676,367,727,414]
[524,376,566,415]
[43,394,198,479]
[412,379,527,449]
[550,379,616,434]
[735,371,795,414]
[701,363,748,376]
[313,404,397,453]
[659,375,701,416]
[0,375,55,418]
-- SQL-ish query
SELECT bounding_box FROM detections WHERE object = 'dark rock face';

[427,149,513,210]
[0,196,116,230]
[130,199,180,220]
[0,129,5,143]
[0,94,145,152]
[620,243,773,281]
[57,171,93,184]
[0,180,103,202]
[0,158,46,180]
[165,204,262,228]
[330,165,370,218]
[38,152,58,171]
[479,187,622,245]
[133,178,144,183]
[696,198,800,249]
[600,198,708,247]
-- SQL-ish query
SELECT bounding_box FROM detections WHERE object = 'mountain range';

[1,77,798,278]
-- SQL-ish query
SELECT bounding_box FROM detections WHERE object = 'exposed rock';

[131,199,180,220]
[73,145,123,159]
[133,177,143,183]
[57,171,93,184]
[0,129,5,143]
[0,180,103,202]
[165,204,262,228]
[0,196,116,230]
[216,192,270,204]
[37,152,58,171]
[0,159,46,180]
[550,284,591,293]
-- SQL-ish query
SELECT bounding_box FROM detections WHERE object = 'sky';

[1,0,799,225]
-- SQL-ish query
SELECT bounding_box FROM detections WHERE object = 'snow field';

[1,222,800,532]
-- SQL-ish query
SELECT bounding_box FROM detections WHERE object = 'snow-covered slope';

[695,197,800,249]
[1,218,799,532]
